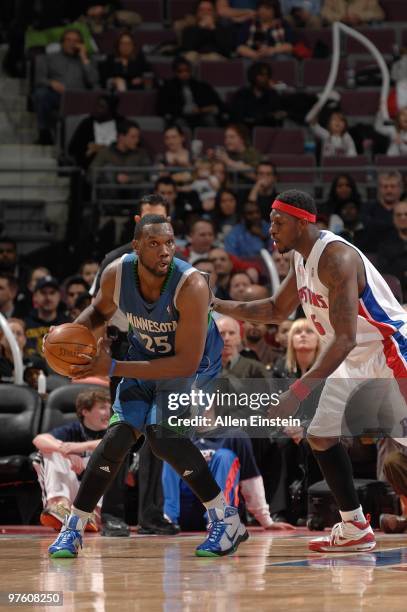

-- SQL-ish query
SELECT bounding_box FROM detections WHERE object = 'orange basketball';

[43,323,97,377]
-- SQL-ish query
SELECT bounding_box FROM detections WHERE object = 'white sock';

[203,491,227,514]
[340,506,366,524]
[68,506,91,531]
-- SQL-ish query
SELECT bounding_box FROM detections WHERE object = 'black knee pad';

[100,422,140,463]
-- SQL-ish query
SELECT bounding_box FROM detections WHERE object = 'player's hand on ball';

[70,337,112,379]
[266,521,296,531]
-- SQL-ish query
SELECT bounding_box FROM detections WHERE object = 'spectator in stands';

[211,160,230,190]
[0,317,47,386]
[212,189,240,240]
[0,237,28,286]
[180,0,237,62]
[273,317,320,378]
[209,247,234,299]
[181,219,216,263]
[68,95,122,169]
[377,201,407,302]
[0,274,25,319]
[323,173,362,215]
[231,62,284,128]
[271,319,293,374]
[190,159,220,214]
[63,275,89,316]
[157,56,225,128]
[241,319,278,368]
[27,267,51,294]
[24,276,69,358]
[216,0,256,23]
[363,170,404,244]
[247,161,278,220]
[194,257,218,292]
[70,292,92,321]
[229,271,253,300]
[281,0,321,28]
[375,107,407,157]
[155,176,202,229]
[33,388,130,536]
[329,200,373,253]
[237,0,294,61]
[378,440,407,534]
[99,31,152,92]
[272,250,290,282]
[33,28,99,144]
[321,0,384,25]
[156,126,193,190]
[310,111,357,158]
[225,200,271,258]
[78,260,99,288]
[210,124,261,178]
[78,2,141,35]
[88,119,150,195]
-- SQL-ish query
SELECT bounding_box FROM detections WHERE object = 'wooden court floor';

[0,528,407,611]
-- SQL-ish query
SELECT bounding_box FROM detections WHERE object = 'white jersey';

[293,230,407,368]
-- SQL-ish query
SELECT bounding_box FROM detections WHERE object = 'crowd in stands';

[0,0,407,532]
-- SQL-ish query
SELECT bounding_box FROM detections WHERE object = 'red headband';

[272,199,316,223]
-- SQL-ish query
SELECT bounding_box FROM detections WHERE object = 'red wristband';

[290,379,312,401]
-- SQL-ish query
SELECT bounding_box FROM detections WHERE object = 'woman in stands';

[156,125,193,189]
[323,173,362,215]
[99,31,152,91]
[375,106,407,157]
[212,189,240,239]
[211,124,261,179]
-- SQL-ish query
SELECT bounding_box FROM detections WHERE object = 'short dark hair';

[276,189,317,216]
[138,194,170,215]
[65,275,89,291]
[172,56,192,72]
[256,0,281,18]
[155,176,177,191]
[189,218,215,234]
[0,237,16,249]
[117,119,140,136]
[134,214,170,239]
[61,28,84,43]
[193,257,214,268]
[76,389,111,423]
[0,272,18,290]
[247,62,272,85]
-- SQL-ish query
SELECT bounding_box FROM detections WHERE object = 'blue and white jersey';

[113,254,223,374]
[293,230,407,370]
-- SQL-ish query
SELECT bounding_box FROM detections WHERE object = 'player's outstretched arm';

[213,255,300,324]
[74,262,118,335]
[301,243,359,384]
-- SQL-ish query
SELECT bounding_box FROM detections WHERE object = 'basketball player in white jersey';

[213,189,407,552]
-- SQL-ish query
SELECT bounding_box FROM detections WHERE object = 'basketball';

[43,323,97,377]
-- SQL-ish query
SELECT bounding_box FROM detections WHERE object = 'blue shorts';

[111,357,221,432]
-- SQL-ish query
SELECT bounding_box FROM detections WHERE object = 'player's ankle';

[340,506,366,524]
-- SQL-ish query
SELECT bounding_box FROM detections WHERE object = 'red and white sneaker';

[309,519,376,553]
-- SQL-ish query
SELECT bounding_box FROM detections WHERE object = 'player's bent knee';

[307,434,339,452]
[99,422,141,463]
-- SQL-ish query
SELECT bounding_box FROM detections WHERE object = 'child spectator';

[310,111,357,158]
[375,107,407,157]
[191,159,220,213]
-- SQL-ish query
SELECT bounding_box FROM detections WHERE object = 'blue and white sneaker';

[48,515,83,558]
[195,506,249,557]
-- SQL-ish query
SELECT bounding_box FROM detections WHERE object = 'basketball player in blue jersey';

[213,189,407,553]
[48,214,248,558]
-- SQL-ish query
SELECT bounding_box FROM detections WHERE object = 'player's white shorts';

[308,338,407,440]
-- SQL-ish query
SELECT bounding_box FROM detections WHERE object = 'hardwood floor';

[0,529,407,611]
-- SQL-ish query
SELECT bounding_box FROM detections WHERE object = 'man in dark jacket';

[231,62,284,127]
[157,56,226,128]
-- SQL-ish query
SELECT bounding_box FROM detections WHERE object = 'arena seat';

[41,384,105,433]
[268,154,316,183]
[346,28,396,55]
[169,0,196,21]
[253,127,305,155]
[60,90,106,116]
[375,155,407,169]
[382,0,407,22]
[0,385,43,523]
[294,29,333,53]
[321,155,369,182]
[198,61,246,88]
[263,59,298,87]
[0,385,42,483]
[194,127,224,150]
[119,0,164,23]
[341,90,381,116]
[151,60,173,81]
[303,59,346,87]
[117,91,158,116]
